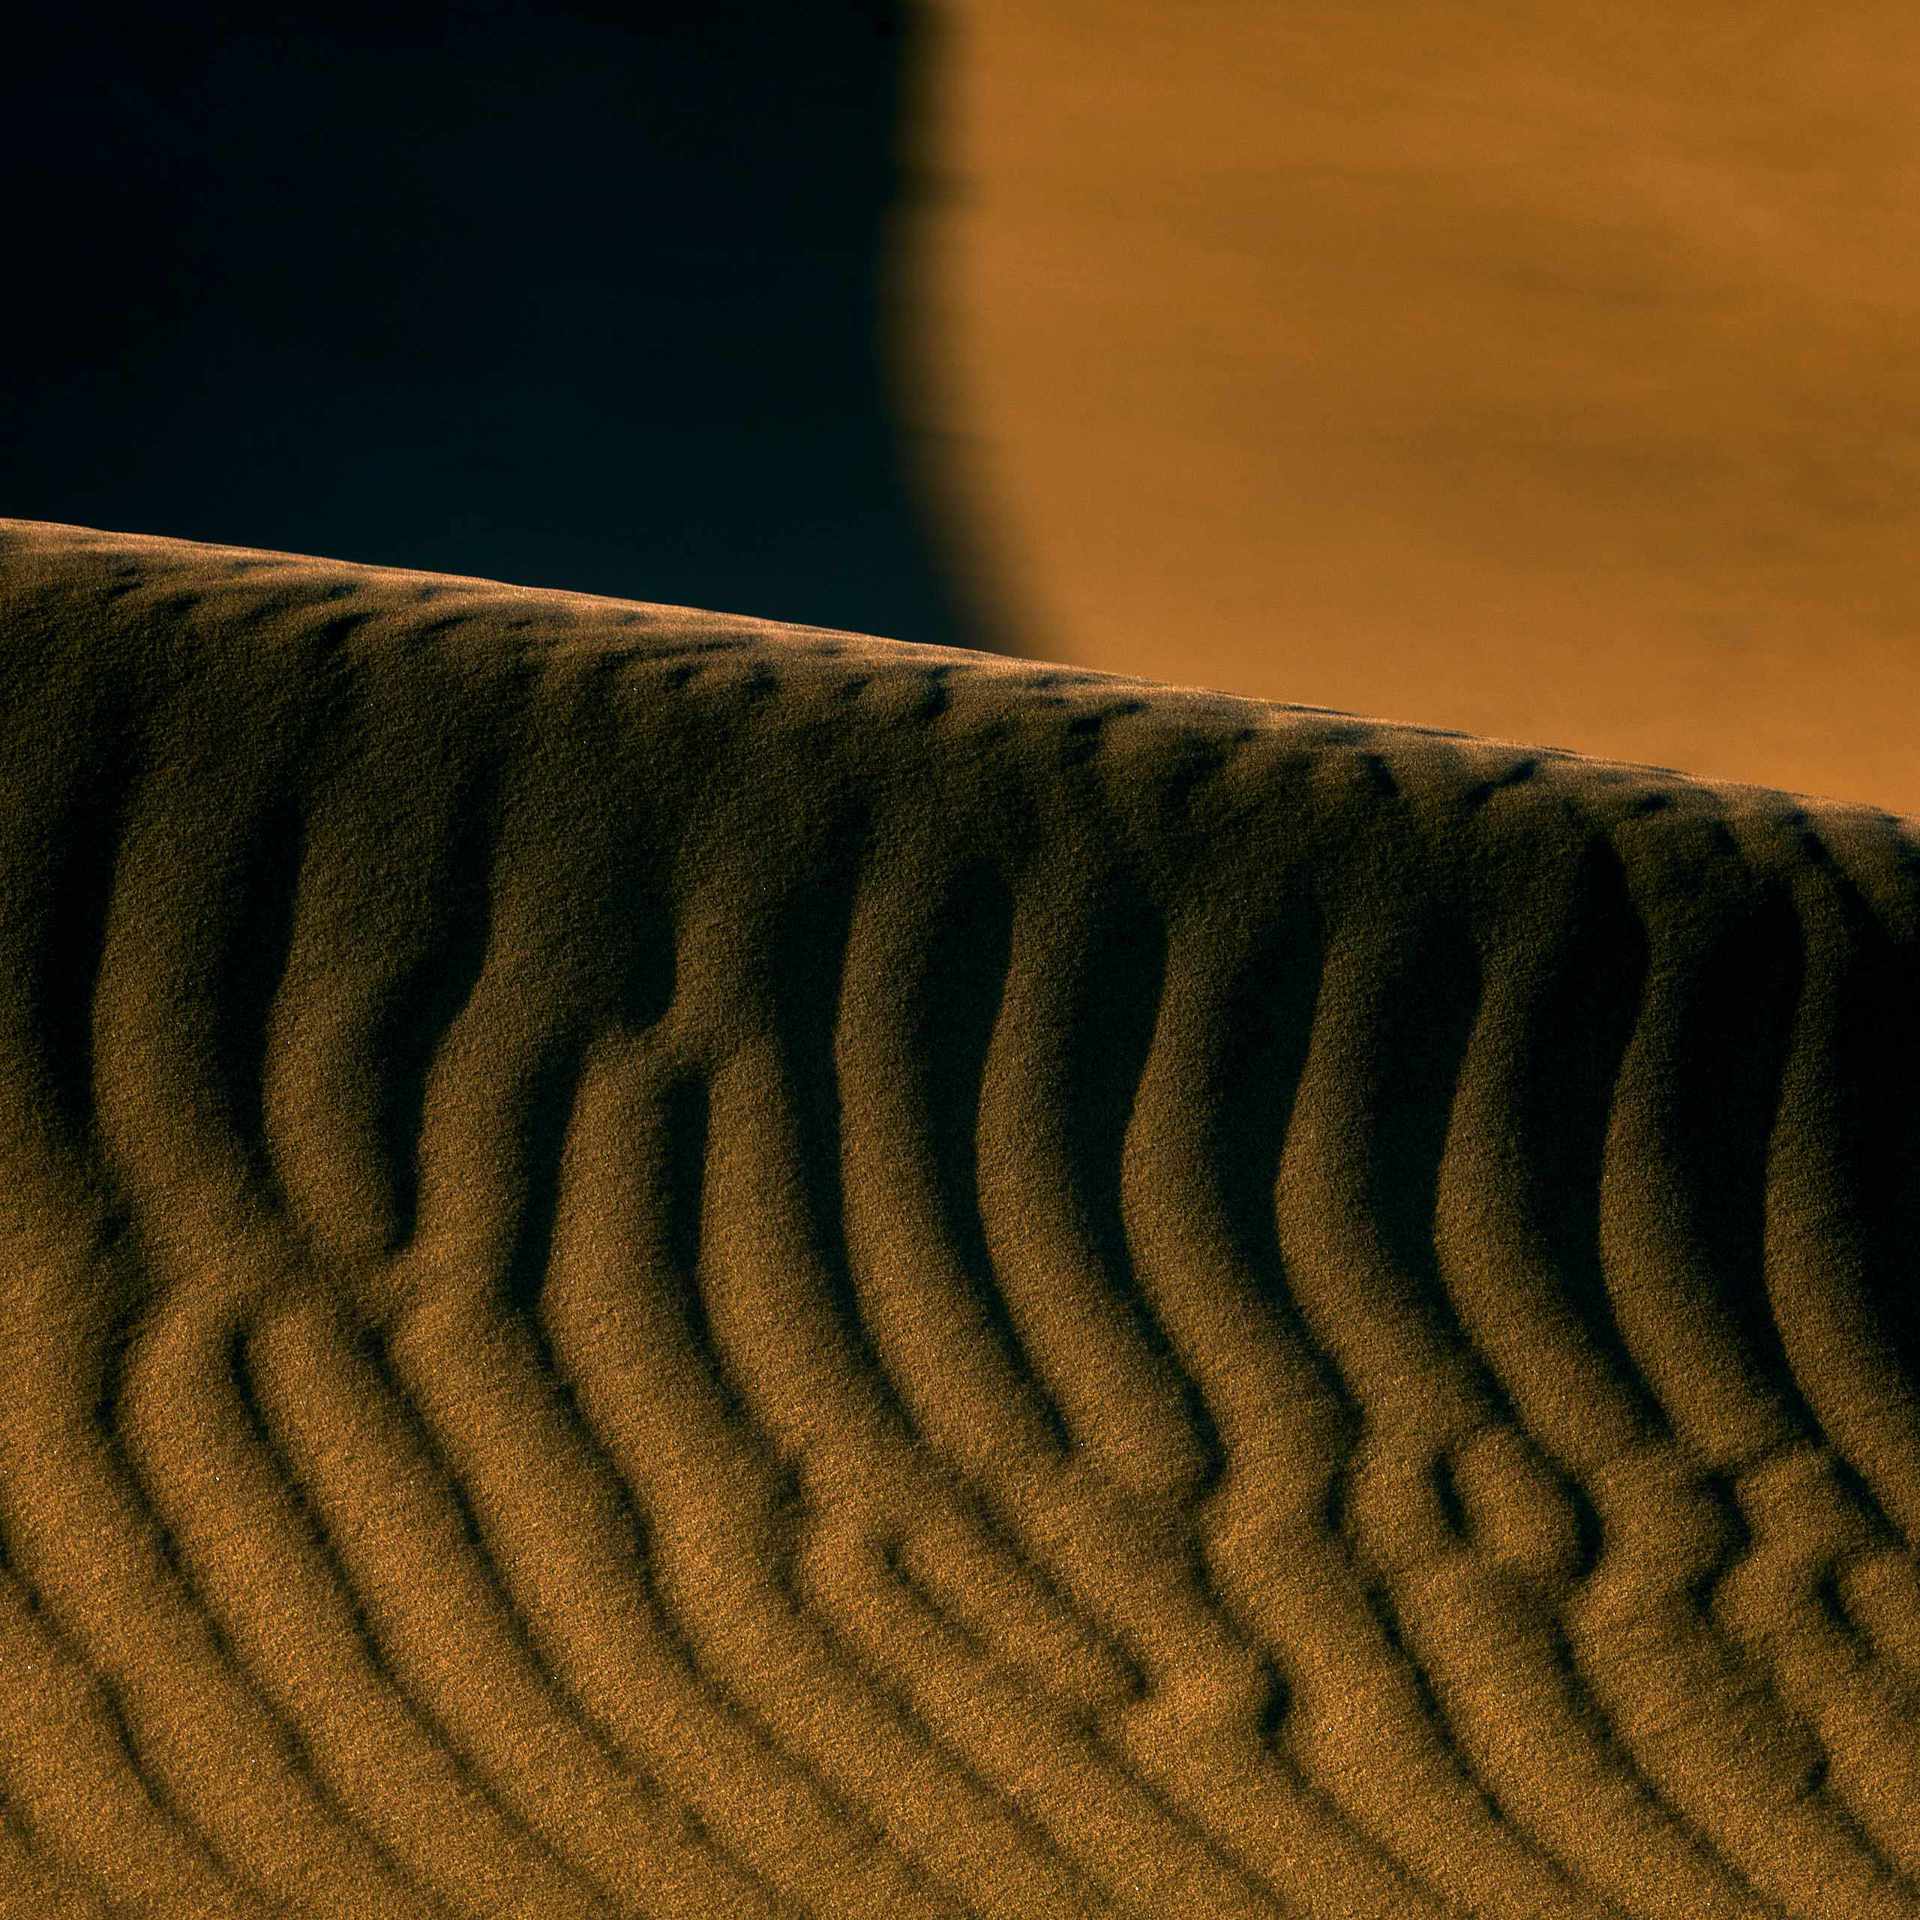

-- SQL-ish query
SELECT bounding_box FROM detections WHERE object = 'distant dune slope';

[3,520,1920,1919]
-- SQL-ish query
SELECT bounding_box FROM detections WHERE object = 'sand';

[2,517,1919,1918]
[911,0,1920,812]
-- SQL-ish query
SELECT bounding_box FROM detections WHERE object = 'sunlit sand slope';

[3,519,1920,1920]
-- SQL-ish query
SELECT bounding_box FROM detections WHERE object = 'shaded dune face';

[2,521,1919,1920]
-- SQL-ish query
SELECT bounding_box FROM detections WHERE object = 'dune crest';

[2,519,1919,1918]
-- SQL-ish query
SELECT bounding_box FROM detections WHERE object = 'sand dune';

[2,519,1919,1918]
[914,0,1920,810]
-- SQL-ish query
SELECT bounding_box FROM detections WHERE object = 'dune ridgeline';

[2,518,1919,1919]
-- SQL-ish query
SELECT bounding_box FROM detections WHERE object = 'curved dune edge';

[2,517,1920,1920]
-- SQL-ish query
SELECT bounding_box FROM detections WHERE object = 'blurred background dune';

[6,1,1918,808]
[906,0,1920,810]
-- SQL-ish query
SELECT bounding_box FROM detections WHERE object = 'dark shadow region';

[3,0,1014,653]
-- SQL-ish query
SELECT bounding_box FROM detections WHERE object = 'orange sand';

[2,519,1919,1917]
[908,0,1920,811]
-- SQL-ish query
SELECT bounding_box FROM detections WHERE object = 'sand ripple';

[2,520,1919,1917]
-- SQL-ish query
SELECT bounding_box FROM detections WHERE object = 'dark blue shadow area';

[4,0,1014,650]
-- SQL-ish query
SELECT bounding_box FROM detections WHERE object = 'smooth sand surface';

[3,519,1920,1918]
[909,0,1920,811]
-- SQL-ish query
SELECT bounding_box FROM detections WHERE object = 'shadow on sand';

[4,1,1013,652]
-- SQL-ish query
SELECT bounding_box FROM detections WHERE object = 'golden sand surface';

[3,519,1920,1917]
[907,0,1920,811]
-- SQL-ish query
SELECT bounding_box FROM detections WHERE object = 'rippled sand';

[3,519,1919,1918]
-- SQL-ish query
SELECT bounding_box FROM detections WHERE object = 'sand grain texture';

[2,520,1919,1918]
